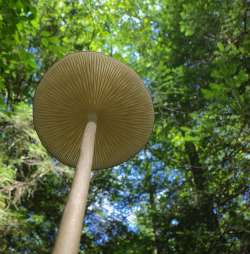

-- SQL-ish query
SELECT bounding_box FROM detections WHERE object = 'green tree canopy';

[0,0,249,253]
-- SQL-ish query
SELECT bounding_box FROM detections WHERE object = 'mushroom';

[33,51,154,254]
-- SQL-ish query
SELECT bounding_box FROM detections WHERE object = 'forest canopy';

[0,0,250,253]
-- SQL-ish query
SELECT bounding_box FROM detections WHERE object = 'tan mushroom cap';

[33,52,154,170]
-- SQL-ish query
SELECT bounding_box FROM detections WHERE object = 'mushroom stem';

[52,114,97,254]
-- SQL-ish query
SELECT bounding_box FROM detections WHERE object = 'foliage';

[0,0,249,253]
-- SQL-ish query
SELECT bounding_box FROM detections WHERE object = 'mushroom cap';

[33,52,154,169]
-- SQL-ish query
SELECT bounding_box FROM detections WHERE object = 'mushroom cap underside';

[33,51,154,169]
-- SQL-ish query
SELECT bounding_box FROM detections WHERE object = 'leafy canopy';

[0,0,249,253]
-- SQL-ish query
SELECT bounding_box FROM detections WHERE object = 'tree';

[0,0,249,253]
